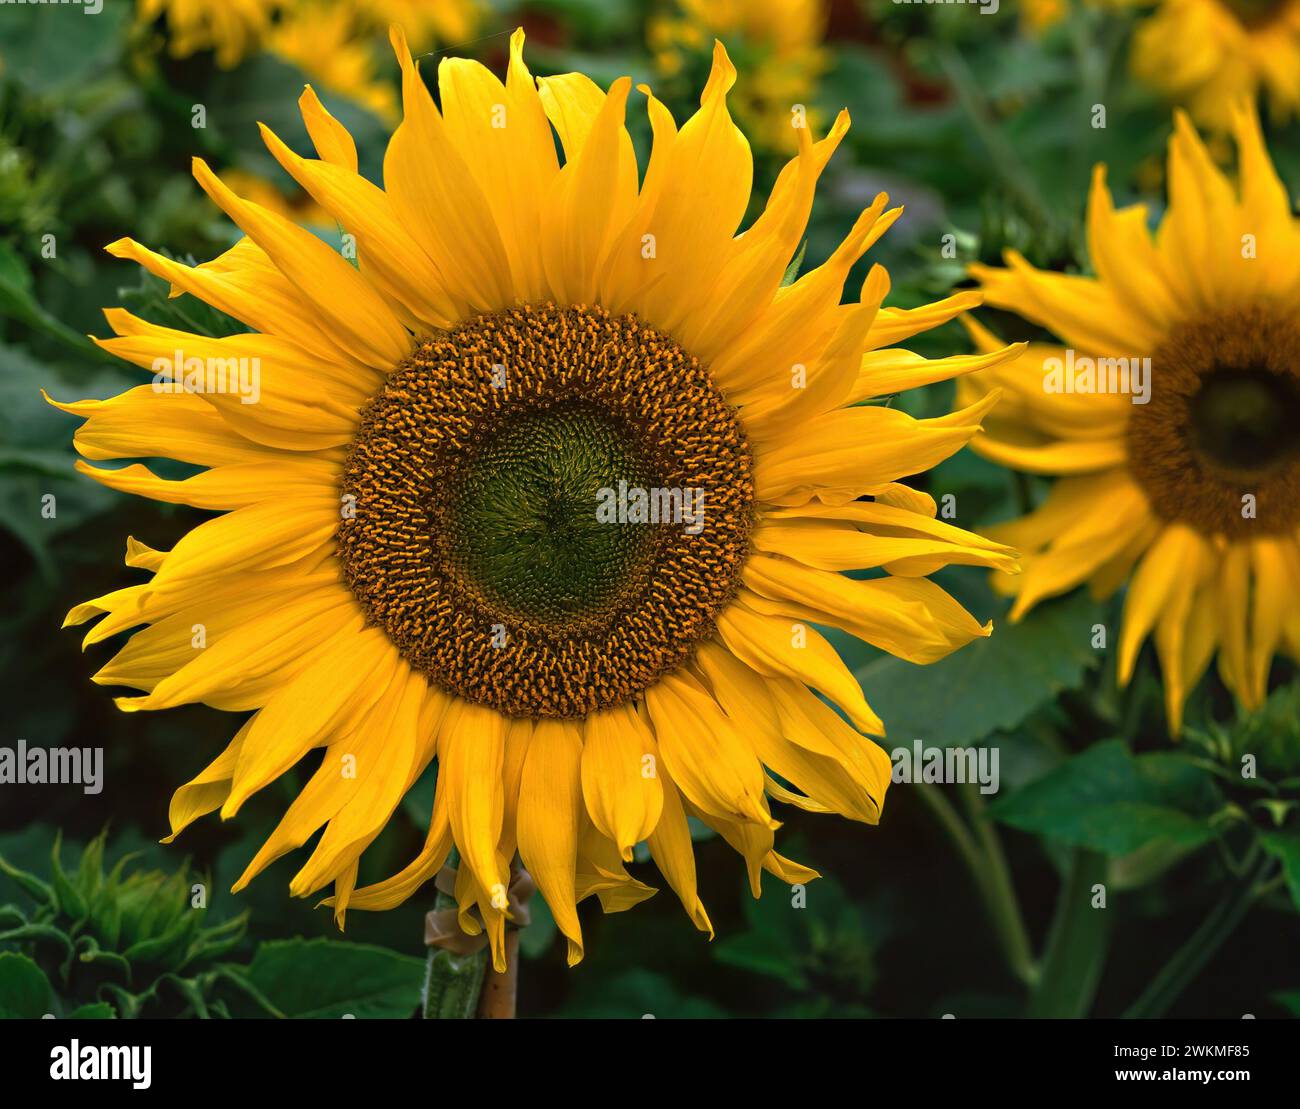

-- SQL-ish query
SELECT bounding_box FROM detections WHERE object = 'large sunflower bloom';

[1130,0,1300,131]
[54,30,1020,968]
[959,104,1300,734]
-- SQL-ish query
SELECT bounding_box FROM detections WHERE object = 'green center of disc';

[1190,367,1300,475]
[447,405,657,624]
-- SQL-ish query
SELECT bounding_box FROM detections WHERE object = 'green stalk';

[1123,852,1274,1020]
[959,784,1038,989]
[421,848,487,1019]
[934,45,1053,232]
[915,783,1038,988]
[1028,848,1111,1018]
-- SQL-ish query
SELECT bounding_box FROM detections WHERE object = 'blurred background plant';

[1,0,1297,1018]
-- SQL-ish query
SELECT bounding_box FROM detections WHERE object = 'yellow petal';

[1118,524,1201,685]
[580,702,663,861]
[163,719,250,842]
[644,730,713,936]
[191,157,411,370]
[741,559,992,665]
[715,597,882,735]
[517,718,585,966]
[753,390,1001,504]
[385,26,514,312]
[222,625,401,814]
[644,669,773,828]
[260,123,461,328]
[439,699,509,969]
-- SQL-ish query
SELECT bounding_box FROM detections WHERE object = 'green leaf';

[49,834,87,924]
[518,894,556,960]
[713,928,809,989]
[67,1002,116,1019]
[205,54,390,182]
[988,740,1223,856]
[0,951,53,1019]
[0,923,75,961]
[0,852,54,907]
[781,240,808,286]
[856,588,1102,748]
[1275,990,1300,1016]
[234,939,424,1019]
[714,872,876,997]
[0,1,129,93]
[559,967,728,1019]
[1259,833,1300,913]
[116,266,245,340]
[0,243,104,356]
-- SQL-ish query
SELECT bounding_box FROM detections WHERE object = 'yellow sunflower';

[649,0,828,153]
[53,29,1021,968]
[267,2,398,123]
[959,104,1300,734]
[136,0,281,68]
[1131,0,1300,131]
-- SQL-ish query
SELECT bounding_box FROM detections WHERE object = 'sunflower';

[136,0,282,69]
[959,104,1300,734]
[267,2,399,123]
[53,29,1020,968]
[648,0,828,153]
[1130,0,1300,131]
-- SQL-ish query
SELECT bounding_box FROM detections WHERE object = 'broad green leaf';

[0,951,53,1019]
[0,2,129,93]
[236,938,424,1019]
[1275,990,1300,1016]
[67,1002,116,1019]
[988,740,1223,856]
[518,894,557,960]
[559,967,727,1019]
[1259,833,1300,913]
[0,243,104,355]
[856,589,1101,748]
[713,928,810,989]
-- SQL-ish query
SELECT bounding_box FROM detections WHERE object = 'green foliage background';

[1,0,1298,1018]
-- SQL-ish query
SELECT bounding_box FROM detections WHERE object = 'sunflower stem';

[1027,848,1111,1018]
[1122,850,1273,1019]
[477,925,521,1019]
[915,783,1038,989]
[957,783,1038,988]
[421,847,487,1019]
[934,45,1053,233]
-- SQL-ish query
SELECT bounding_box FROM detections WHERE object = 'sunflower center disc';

[338,303,755,719]
[1190,368,1300,475]
[448,406,656,623]
[1127,308,1300,537]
